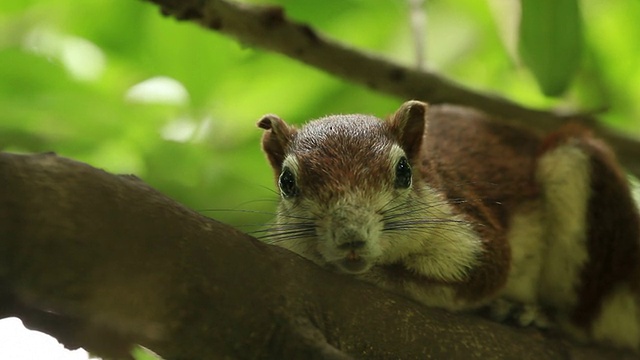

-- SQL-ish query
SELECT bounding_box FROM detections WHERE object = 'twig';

[408,0,427,69]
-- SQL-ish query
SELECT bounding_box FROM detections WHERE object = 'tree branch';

[0,153,635,359]
[150,0,562,127]
[141,0,640,177]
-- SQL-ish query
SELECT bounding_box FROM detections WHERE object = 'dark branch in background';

[0,153,635,359]
[144,0,640,177]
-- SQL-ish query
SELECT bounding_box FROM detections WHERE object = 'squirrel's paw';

[489,298,551,328]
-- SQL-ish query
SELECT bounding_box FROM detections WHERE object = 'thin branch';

[408,0,427,69]
[148,0,561,127]
[143,0,640,177]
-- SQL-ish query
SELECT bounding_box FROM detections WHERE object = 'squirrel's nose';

[338,240,366,250]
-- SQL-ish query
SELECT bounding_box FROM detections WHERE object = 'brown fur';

[258,114,297,178]
[541,127,640,330]
[258,101,640,348]
[416,105,541,301]
[290,114,398,203]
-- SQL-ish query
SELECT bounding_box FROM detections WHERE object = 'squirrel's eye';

[394,157,412,189]
[278,167,299,198]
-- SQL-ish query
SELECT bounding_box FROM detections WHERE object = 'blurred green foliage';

[1,0,639,232]
[519,0,583,96]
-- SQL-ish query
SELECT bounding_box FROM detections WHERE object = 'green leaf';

[131,346,162,360]
[518,0,584,97]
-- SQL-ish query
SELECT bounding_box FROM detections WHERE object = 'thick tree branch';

[0,153,635,359]
[143,0,640,177]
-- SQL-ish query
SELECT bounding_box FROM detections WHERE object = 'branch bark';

[0,154,635,359]
[142,0,640,177]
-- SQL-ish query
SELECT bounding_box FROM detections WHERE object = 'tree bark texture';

[0,152,635,359]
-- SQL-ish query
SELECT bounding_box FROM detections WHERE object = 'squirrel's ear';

[388,100,429,161]
[257,114,296,175]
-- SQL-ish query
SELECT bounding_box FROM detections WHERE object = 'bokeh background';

[1,0,640,358]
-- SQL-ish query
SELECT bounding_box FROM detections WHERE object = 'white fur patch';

[591,285,640,350]
[281,155,300,178]
[379,185,484,283]
[491,203,552,327]
[502,203,546,303]
[536,144,591,310]
[388,144,407,169]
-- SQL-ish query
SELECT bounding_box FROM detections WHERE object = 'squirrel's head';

[257,101,429,274]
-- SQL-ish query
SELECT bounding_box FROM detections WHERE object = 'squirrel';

[257,100,640,351]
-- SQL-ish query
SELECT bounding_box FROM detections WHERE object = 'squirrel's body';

[258,101,640,350]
